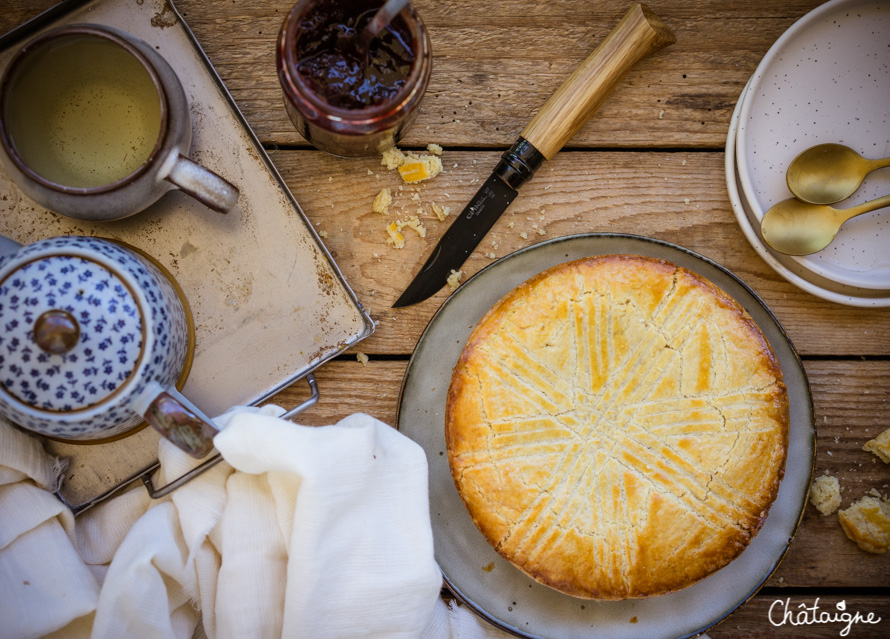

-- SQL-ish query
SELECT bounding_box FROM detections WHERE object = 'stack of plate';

[727,0,890,307]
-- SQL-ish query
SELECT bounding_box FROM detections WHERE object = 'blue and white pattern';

[0,237,189,440]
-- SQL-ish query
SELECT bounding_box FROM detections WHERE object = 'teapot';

[0,235,217,457]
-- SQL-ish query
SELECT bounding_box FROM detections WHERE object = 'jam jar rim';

[277,0,432,131]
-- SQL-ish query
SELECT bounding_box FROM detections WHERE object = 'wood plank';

[173,0,826,149]
[273,359,890,588]
[269,148,890,357]
[1,0,825,149]
[770,360,890,587]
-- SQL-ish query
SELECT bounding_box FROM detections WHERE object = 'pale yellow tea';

[4,35,162,188]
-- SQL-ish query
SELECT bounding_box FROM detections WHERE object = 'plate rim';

[397,233,816,639]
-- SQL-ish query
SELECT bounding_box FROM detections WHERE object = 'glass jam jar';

[277,0,432,157]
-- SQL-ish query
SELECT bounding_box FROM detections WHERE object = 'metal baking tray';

[0,0,374,513]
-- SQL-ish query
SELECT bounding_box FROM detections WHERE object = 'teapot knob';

[34,310,80,355]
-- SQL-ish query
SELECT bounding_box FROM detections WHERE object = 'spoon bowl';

[761,194,890,255]
[786,143,890,205]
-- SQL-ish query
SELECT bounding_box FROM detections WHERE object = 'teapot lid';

[0,253,144,411]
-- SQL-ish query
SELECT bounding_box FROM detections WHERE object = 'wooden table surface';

[3,0,889,637]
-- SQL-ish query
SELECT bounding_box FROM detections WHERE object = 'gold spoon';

[786,143,890,205]
[760,194,890,255]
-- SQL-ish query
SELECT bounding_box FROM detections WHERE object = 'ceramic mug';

[0,235,218,458]
[0,24,239,221]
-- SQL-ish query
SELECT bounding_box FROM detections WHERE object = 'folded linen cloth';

[0,408,513,639]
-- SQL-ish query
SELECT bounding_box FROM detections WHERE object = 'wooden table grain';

[3,1,888,637]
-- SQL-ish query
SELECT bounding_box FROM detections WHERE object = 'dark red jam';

[295,0,415,110]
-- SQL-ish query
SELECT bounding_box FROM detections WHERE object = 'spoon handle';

[358,0,411,50]
[867,156,890,171]
[839,194,890,223]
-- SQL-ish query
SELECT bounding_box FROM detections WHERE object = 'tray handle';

[142,373,319,499]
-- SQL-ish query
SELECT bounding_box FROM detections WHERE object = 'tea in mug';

[3,34,162,188]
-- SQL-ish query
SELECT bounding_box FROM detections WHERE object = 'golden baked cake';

[445,255,789,599]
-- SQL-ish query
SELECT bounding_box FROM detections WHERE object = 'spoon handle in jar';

[520,3,675,161]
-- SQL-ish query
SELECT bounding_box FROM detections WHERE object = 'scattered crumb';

[810,475,841,516]
[658,109,665,119]
[380,145,443,183]
[426,143,443,156]
[684,198,690,204]
[385,217,426,248]
[385,222,405,249]
[367,169,374,176]
[410,191,421,202]
[318,230,328,238]
[838,493,890,554]
[863,428,890,463]
[381,147,407,170]
[519,231,528,240]
[398,155,443,183]
[328,176,333,182]
[537,228,546,236]
[431,203,450,221]
[372,188,392,215]
[487,252,496,259]
[403,216,426,238]
[446,269,463,291]
[507,221,515,229]
[356,352,369,366]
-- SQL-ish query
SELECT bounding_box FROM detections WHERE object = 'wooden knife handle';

[520,3,675,161]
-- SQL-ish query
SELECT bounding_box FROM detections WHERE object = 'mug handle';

[166,154,240,214]
[135,381,218,458]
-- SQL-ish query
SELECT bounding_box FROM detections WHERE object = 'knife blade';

[392,3,675,308]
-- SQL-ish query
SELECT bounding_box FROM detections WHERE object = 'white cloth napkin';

[0,408,513,639]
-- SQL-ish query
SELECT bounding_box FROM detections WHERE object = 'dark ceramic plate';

[397,233,814,639]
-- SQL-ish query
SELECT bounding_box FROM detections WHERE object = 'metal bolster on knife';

[495,138,547,190]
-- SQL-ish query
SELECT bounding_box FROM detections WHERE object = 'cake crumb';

[385,222,405,249]
[372,188,392,215]
[810,475,841,516]
[398,154,443,183]
[381,147,407,170]
[427,143,443,155]
[356,352,369,366]
[382,145,443,183]
[431,203,450,221]
[520,231,528,240]
[446,269,463,291]
[318,230,328,238]
[863,428,890,463]
[838,493,890,554]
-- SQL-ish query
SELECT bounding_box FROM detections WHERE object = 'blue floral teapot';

[0,235,217,457]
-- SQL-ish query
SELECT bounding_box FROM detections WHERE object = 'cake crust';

[445,255,789,599]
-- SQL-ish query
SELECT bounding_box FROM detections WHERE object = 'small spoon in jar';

[786,143,890,205]
[760,194,890,255]
[353,0,412,56]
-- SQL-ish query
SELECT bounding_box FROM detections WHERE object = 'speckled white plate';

[727,81,890,307]
[398,235,815,639]
[736,0,890,290]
